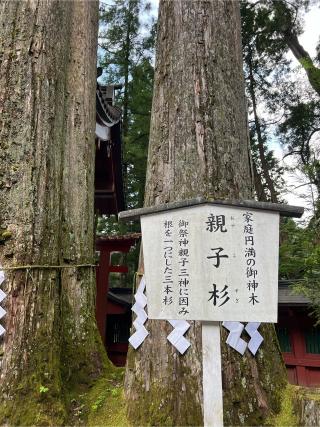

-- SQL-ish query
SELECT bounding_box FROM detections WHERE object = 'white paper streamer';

[0,267,6,337]
[128,274,263,357]
[129,275,149,349]
[95,122,111,141]
[167,319,191,355]
[222,321,263,355]
[245,322,263,355]
[222,321,247,355]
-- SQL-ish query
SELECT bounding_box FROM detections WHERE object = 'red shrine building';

[95,234,139,366]
[94,82,139,366]
[95,83,124,215]
[94,81,320,384]
[277,281,320,387]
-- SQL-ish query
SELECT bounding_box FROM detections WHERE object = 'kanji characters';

[207,247,229,268]
[208,284,230,307]
[206,214,227,233]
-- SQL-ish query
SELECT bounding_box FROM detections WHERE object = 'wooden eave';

[95,83,125,215]
[119,197,304,221]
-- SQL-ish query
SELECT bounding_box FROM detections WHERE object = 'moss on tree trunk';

[124,1,288,425]
[0,1,112,425]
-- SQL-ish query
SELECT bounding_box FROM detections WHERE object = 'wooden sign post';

[119,197,303,427]
[202,321,223,427]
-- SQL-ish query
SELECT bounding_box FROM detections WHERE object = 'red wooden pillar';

[95,234,140,346]
[96,249,110,340]
[291,328,308,386]
[279,306,320,387]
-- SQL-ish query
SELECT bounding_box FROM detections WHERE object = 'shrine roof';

[96,233,141,242]
[278,280,310,305]
[96,84,122,127]
[106,282,311,307]
[108,288,133,306]
[107,283,310,307]
[95,81,125,214]
[118,197,304,221]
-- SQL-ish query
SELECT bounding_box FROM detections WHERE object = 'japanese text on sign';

[142,204,279,322]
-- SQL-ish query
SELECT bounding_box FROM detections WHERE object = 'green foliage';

[39,385,49,394]
[241,0,320,213]
[96,214,128,236]
[99,0,141,85]
[0,228,12,243]
[97,1,155,289]
[99,0,155,77]
[280,219,314,279]
[241,0,289,202]
[278,99,320,199]
[99,0,155,211]
[84,370,128,426]
[280,218,320,323]
[91,391,107,411]
[267,385,298,426]
[126,57,154,209]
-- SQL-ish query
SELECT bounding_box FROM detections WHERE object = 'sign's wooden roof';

[119,197,304,221]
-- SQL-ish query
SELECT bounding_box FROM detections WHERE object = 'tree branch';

[271,0,320,98]
[128,133,149,144]
[130,110,151,116]
[284,32,320,98]
[282,150,302,160]
[294,182,315,190]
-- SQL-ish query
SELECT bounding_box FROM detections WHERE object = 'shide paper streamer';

[222,321,263,355]
[167,319,191,355]
[129,275,191,354]
[128,277,262,356]
[0,268,6,337]
[245,322,263,355]
[129,275,149,349]
[128,275,263,356]
[222,321,247,355]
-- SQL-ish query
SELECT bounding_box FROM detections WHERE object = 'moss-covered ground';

[77,368,129,427]
[267,384,299,427]
[0,366,129,427]
[266,384,320,427]
[0,326,129,426]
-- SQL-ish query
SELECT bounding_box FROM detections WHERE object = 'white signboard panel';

[141,204,279,322]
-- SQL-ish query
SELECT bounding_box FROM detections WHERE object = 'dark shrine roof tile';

[108,288,133,306]
[96,84,121,126]
[96,232,141,243]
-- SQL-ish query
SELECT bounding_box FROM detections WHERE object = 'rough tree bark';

[0,1,106,425]
[125,1,287,426]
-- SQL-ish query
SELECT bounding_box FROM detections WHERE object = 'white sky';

[300,3,320,58]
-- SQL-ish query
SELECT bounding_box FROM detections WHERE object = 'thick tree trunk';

[0,1,104,425]
[125,1,287,426]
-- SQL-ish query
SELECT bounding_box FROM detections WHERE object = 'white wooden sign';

[120,198,302,427]
[141,204,279,323]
